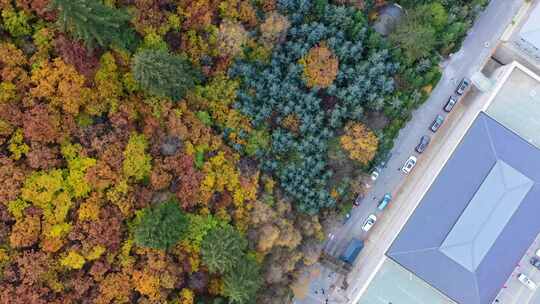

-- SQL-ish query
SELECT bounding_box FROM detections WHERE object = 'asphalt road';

[294,0,525,303]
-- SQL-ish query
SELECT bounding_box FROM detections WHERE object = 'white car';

[517,273,537,290]
[535,248,540,258]
[362,214,377,232]
[401,156,417,174]
[370,169,380,181]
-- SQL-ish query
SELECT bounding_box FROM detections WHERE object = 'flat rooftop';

[357,258,454,304]
[387,113,540,304]
[486,66,540,148]
[519,2,540,50]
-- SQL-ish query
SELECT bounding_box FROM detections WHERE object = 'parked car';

[353,193,364,207]
[415,135,431,153]
[456,78,471,95]
[531,257,540,270]
[444,96,458,112]
[370,168,380,181]
[517,273,537,290]
[430,114,445,132]
[401,156,417,174]
[377,193,392,211]
[362,214,377,232]
[339,238,364,265]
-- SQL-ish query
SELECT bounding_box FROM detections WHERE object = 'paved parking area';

[494,233,540,304]
[531,290,540,304]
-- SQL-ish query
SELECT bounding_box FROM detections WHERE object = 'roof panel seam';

[482,116,499,160]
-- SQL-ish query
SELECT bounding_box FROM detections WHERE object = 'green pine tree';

[223,255,262,304]
[133,200,189,250]
[51,0,139,51]
[132,50,202,101]
[200,225,247,274]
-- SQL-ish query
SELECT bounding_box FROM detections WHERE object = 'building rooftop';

[440,160,533,272]
[485,66,540,148]
[387,112,540,304]
[358,258,454,304]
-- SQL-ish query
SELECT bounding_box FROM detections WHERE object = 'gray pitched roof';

[387,112,540,304]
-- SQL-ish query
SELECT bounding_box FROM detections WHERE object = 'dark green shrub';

[132,50,202,101]
[222,256,262,304]
[133,200,189,250]
[51,0,139,51]
[201,225,247,274]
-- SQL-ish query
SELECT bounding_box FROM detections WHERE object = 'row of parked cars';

[516,249,540,290]
[339,79,472,267]
[400,78,471,175]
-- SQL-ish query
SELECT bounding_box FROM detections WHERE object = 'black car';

[456,78,470,95]
[415,135,431,153]
[531,257,540,270]
[444,96,458,112]
[430,115,445,132]
[353,193,364,207]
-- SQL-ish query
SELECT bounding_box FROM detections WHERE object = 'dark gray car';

[456,78,470,95]
[531,257,540,270]
[444,96,458,112]
[415,135,431,153]
[430,115,445,132]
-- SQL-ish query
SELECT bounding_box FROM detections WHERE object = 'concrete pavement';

[294,0,525,303]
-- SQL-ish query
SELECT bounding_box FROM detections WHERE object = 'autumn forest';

[0,0,486,303]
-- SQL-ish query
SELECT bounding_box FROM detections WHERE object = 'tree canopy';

[132,50,202,101]
[223,256,263,304]
[51,0,139,51]
[0,0,486,302]
[201,224,248,274]
[134,200,189,250]
[230,2,397,213]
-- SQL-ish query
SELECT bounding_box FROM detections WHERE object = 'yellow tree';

[122,133,152,182]
[217,20,248,58]
[340,122,378,165]
[260,12,290,47]
[299,43,339,88]
[179,288,195,304]
[30,58,89,115]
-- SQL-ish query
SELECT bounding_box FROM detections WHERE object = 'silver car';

[362,214,377,232]
[517,273,537,290]
[444,96,458,112]
[456,78,470,95]
[430,115,445,132]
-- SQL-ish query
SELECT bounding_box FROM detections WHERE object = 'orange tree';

[340,122,379,165]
